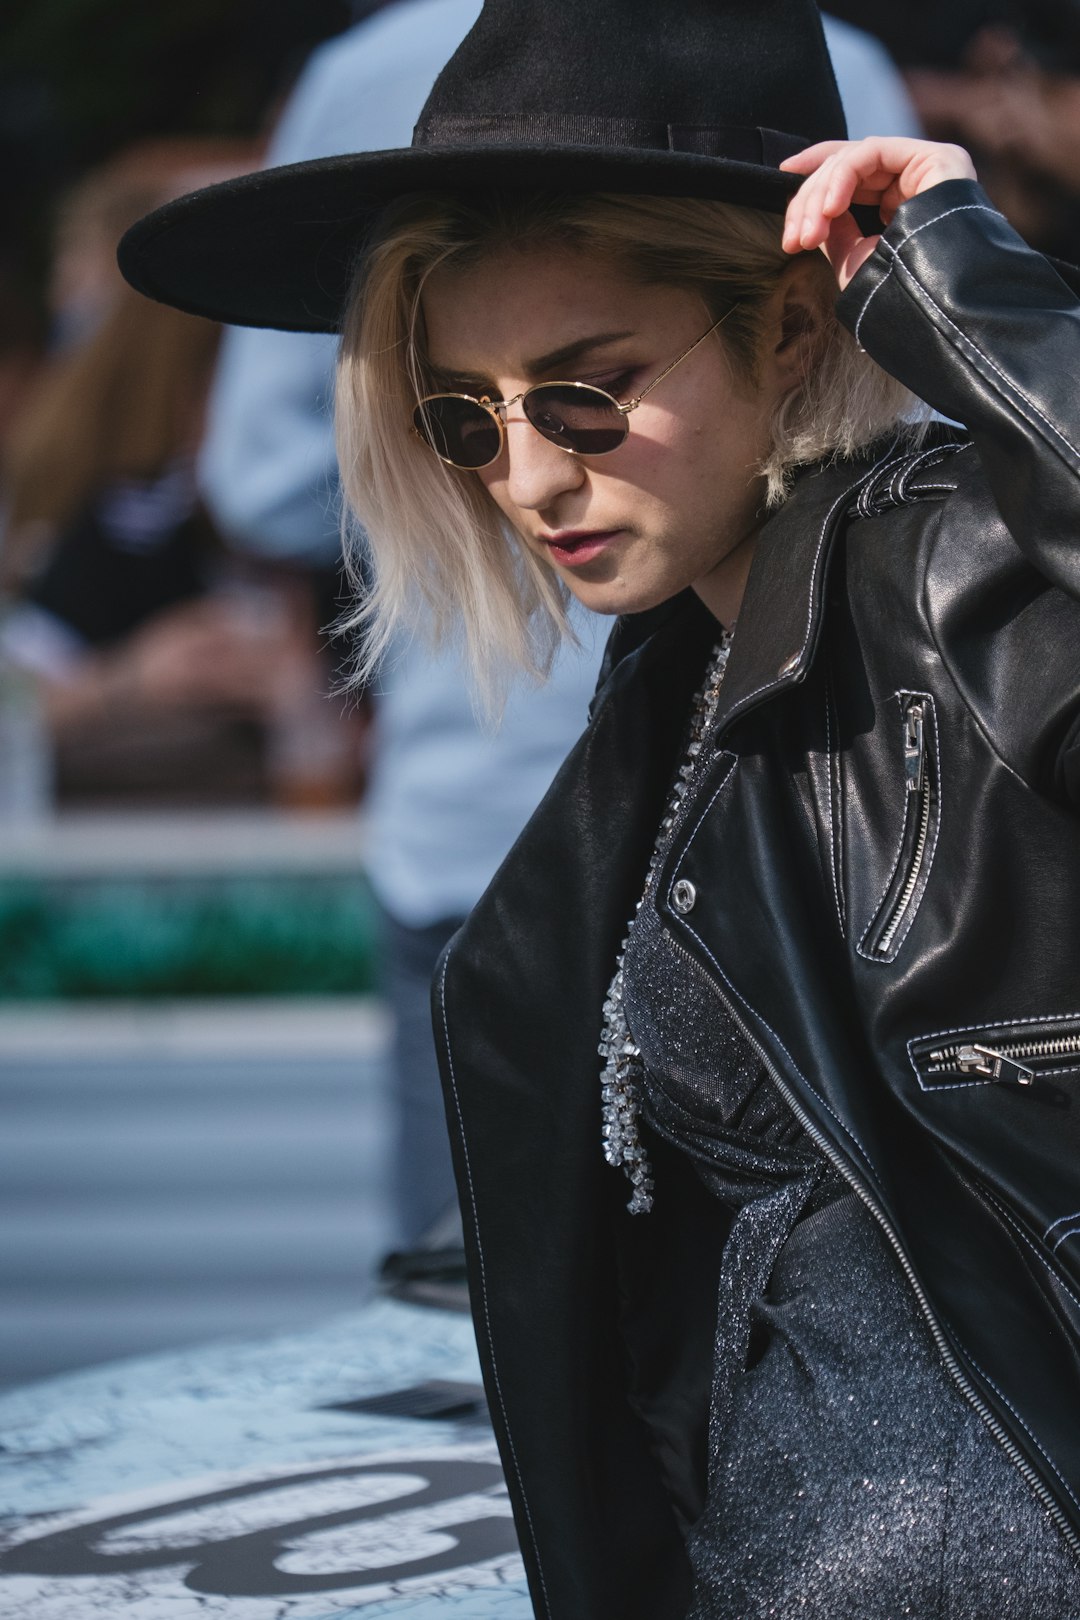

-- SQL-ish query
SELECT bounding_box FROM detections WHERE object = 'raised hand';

[779,137,977,288]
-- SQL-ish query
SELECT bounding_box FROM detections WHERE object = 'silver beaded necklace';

[599,630,734,1213]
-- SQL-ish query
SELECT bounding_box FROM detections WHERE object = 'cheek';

[476,465,518,524]
[623,421,722,520]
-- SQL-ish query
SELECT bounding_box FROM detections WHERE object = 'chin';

[566,575,684,618]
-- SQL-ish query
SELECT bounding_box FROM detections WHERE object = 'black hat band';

[413,114,807,168]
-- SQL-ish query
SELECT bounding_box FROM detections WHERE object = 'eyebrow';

[428,329,637,388]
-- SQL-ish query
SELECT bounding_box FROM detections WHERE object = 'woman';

[119,0,1080,1614]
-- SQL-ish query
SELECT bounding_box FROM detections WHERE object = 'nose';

[501,412,587,512]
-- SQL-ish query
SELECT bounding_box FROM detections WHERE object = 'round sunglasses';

[411,307,735,471]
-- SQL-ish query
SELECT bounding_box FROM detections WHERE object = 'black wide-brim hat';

[119,0,847,333]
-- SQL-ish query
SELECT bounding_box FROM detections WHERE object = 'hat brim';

[117,144,802,333]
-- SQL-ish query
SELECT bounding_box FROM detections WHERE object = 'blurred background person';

[0,142,366,810]
[827,0,1080,261]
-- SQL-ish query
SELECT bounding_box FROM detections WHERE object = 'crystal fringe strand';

[599,632,733,1213]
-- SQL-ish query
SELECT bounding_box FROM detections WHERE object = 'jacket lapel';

[711,445,894,736]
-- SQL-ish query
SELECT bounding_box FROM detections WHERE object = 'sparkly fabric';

[684,1195,1080,1619]
[617,652,1080,1617]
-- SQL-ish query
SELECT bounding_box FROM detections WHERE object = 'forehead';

[420,243,700,375]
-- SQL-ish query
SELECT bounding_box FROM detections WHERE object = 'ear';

[768,255,822,390]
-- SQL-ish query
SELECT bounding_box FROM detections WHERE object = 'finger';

[784,136,976,201]
[778,140,851,176]
[783,153,841,249]
[817,212,880,290]
[785,154,865,251]
[789,147,925,251]
[780,135,915,183]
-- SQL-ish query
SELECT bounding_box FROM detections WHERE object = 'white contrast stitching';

[886,201,1000,253]
[678,751,739,852]
[824,679,845,937]
[854,691,915,957]
[855,204,997,348]
[854,445,921,520]
[883,248,1080,468]
[962,1341,1080,1518]
[856,691,942,963]
[854,265,894,349]
[911,1069,1079,1096]
[979,1183,1080,1319]
[907,1010,1080,1093]
[912,1008,1080,1045]
[945,1167,1080,1518]
[831,682,847,938]
[1051,1222,1080,1254]
[914,1075,998,1093]
[437,946,552,1618]
[1047,1206,1080,1238]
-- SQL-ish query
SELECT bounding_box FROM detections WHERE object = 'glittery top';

[621,896,822,1209]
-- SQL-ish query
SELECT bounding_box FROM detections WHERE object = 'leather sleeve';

[836,179,1080,605]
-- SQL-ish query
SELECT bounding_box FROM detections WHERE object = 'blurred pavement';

[0,997,394,1387]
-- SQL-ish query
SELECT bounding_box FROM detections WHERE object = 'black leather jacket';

[433,180,1080,1620]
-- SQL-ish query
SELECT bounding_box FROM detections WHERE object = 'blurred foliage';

[0,873,378,999]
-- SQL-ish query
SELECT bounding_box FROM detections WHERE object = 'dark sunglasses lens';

[413,397,502,468]
[522,384,628,454]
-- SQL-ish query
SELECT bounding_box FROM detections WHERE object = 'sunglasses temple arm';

[628,304,737,408]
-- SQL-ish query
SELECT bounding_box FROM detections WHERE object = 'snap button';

[671,878,697,915]
[778,652,800,677]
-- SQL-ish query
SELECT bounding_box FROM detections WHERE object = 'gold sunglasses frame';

[412,304,736,470]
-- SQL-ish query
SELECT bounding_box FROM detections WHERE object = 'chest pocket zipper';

[858,693,941,963]
[910,1024,1080,1090]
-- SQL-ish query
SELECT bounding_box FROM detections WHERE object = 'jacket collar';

[713,439,902,735]
[593,436,901,733]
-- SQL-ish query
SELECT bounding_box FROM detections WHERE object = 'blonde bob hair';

[336,189,922,702]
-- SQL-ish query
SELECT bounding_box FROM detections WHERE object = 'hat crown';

[414,0,845,152]
[118,0,849,333]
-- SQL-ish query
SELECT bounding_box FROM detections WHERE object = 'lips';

[541,528,623,566]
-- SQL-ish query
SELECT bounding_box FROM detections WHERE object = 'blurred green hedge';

[0,874,378,999]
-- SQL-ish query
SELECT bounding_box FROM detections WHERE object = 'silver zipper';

[871,698,934,958]
[903,700,926,793]
[666,930,1080,1555]
[924,1034,1080,1087]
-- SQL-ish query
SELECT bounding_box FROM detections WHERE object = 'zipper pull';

[903,700,926,794]
[953,1043,1036,1086]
